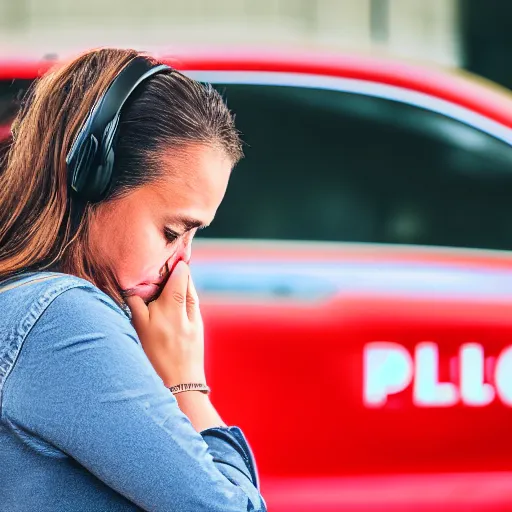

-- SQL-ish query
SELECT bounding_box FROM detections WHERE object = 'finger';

[186,273,200,322]
[125,294,149,332]
[157,260,189,321]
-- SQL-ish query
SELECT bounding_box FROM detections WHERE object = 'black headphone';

[66,57,171,204]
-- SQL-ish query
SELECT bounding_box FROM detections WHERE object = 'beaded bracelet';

[169,383,211,395]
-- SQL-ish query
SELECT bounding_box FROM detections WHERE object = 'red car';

[2,50,512,511]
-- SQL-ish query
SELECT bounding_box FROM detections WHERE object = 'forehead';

[148,144,233,220]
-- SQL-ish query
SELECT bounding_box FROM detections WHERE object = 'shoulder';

[35,273,134,335]
[0,270,132,340]
[0,272,142,414]
[12,272,143,385]
[45,273,128,317]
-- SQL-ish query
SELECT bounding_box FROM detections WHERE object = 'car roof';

[1,47,512,127]
[171,49,512,128]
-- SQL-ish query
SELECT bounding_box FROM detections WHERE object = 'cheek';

[115,228,196,290]
[115,228,170,287]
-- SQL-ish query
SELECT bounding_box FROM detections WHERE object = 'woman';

[0,48,266,511]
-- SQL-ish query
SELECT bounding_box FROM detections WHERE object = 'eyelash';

[164,225,205,245]
[163,227,180,244]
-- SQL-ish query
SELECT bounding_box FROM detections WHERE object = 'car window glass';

[201,83,512,251]
[0,79,33,163]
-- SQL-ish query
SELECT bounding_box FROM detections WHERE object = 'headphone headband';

[66,57,171,203]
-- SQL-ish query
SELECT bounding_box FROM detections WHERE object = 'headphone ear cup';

[89,116,119,201]
[66,60,171,204]
[71,134,99,194]
[84,146,115,202]
[102,146,116,196]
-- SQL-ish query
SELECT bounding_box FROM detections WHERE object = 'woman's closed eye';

[163,226,180,244]
[164,223,206,245]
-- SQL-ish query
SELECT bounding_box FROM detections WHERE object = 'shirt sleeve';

[1,284,266,512]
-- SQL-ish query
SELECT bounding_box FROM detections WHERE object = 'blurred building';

[1,0,511,91]
[0,0,460,66]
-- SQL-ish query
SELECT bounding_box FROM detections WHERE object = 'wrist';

[163,369,206,389]
[175,392,226,431]
[175,390,210,402]
[169,382,210,395]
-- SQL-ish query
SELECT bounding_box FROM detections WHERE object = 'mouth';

[122,266,171,298]
[121,282,164,304]
[122,260,183,301]
[139,278,165,287]
[139,260,172,287]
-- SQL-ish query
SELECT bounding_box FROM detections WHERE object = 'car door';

[183,71,512,482]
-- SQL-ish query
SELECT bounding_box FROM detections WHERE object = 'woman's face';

[88,144,232,303]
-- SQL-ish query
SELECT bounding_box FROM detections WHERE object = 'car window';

[0,78,32,124]
[0,79,33,163]
[200,83,512,251]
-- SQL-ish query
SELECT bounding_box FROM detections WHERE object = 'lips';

[139,278,164,286]
[139,261,172,287]
[130,259,184,293]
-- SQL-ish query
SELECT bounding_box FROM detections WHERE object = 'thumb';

[125,294,149,332]
[159,260,189,321]
[186,274,201,322]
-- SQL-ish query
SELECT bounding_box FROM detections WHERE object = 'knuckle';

[172,291,186,305]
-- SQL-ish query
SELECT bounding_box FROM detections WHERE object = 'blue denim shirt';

[0,271,266,511]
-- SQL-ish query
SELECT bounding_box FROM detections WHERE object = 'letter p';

[364,342,413,407]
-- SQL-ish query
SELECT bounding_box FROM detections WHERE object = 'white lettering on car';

[363,342,512,408]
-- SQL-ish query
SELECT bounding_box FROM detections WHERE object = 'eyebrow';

[166,215,209,233]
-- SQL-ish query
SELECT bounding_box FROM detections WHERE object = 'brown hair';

[0,48,243,306]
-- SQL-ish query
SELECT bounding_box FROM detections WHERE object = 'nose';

[169,237,193,270]
[180,234,193,263]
